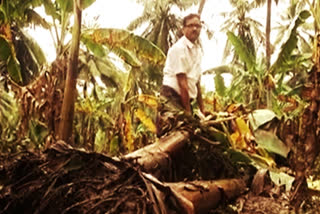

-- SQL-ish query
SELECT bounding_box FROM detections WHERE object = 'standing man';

[157,13,206,136]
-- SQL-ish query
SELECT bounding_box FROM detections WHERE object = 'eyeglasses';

[185,23,202,29]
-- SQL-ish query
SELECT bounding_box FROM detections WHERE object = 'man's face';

[183,17,202,43]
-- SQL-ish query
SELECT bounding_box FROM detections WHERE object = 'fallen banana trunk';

[125,130,247,213]
[167,179,246,214]
[124,130,190,179]
[142,172,246,214]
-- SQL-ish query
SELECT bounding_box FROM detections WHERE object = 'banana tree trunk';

[124,130,190,179]
[142,172,246,214]
[167,179,246,214]
[58,0,82,143]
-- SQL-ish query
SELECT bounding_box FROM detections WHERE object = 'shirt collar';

[182,36,195,49]
[182,36,202,51]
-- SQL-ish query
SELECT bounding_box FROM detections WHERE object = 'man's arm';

[196,81,205,114]
[177,73,191,114]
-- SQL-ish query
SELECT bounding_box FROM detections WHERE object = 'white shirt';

[162,36,203,99]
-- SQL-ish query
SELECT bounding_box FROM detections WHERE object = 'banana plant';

[0,0,47,85]
[81,28,166,152]
[208,10,311,110]
[0,86,20,152]
[220,0,265,65]
[82,28,166,96]
[41,0,95,55]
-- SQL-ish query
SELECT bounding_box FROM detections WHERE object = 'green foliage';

[82,28,166,67]
[14,29,47,85]
[254,129,290,158]
[227,31,256,71]
[0,0,48,85]
[0,88,20,152]
[271,10,311,75]
[0,36,11,61]
[214,73,227,97]
[221,0,263,64]
[28,119,49,147]
[7,56,22,83]
[223,9,311,110]
[248,109,277,131]
[0,35,23,84]
[269,170,295,192]
[0,0,42,24]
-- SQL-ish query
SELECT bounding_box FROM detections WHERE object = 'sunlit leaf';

[203,65,234,75]
[19,29,47,66]
[230,131,248,150]
[7,56,22,84]
[138,94,158,109]
[236,117,252,136]
[113,47,142,67]
[249,153,276,168]
[214,73,226,96]
[134,108,156,133]
[270,170,295,191]
[25,9,50,29]
[82,28,166,66]
[94,128,106,153]
[43,0,59,19]
[57,0,73,13]
[80,0,96,10]
[227,31,256,71]
[124,112,134,152]
[271,10,311,73]
[82,36,106,57]
[86,57,127,89]
[248,109,277,131]
[109,135,119,155]
[254,129,290,158]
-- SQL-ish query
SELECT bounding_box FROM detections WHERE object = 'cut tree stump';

[124,130,190,179]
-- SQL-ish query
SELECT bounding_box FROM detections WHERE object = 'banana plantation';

[1,0,320,213]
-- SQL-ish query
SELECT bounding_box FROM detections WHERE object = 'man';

[157,13,206,136]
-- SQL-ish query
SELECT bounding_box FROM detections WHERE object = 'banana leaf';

[82,28,166,67]
[227,31,256,72]
[270,10,311,74]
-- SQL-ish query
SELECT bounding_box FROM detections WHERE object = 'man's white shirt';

[162,36,203,99]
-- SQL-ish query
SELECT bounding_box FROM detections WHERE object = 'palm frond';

[127,14,151,31]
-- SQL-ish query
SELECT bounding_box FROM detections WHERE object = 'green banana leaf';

[82,28,166,67]
[248,109,277,131]
[0,36,11,61]
[254,129,290,158]
[227,31,256,72]
[19,29,46,67]
[270,10,311,73]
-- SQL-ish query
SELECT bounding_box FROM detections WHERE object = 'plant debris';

[0,141,154,214]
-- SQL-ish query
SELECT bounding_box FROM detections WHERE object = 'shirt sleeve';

[165,46,188,75]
